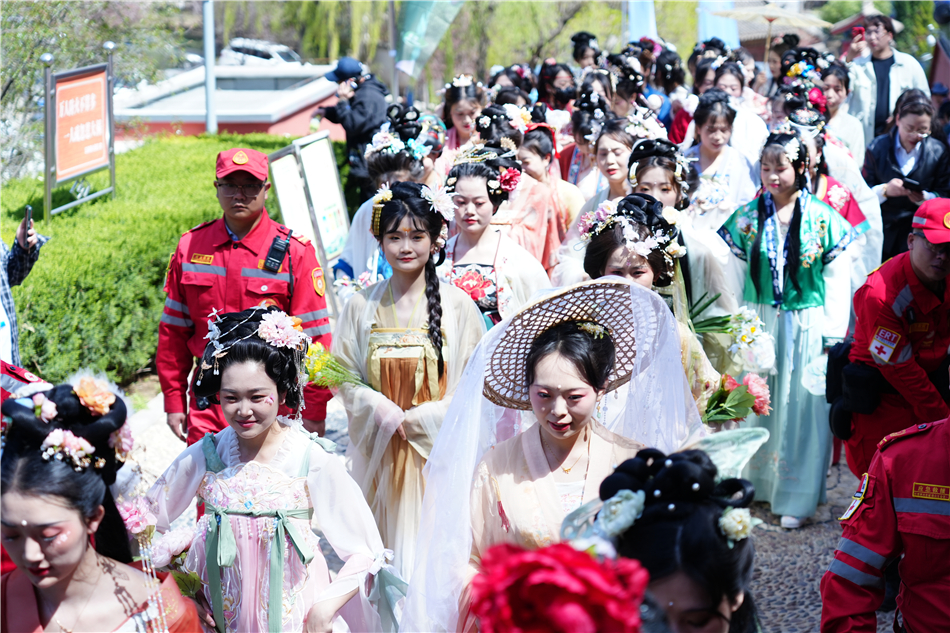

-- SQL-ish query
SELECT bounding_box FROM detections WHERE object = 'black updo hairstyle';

[571,86,612,143]
[714,61,746,90]
[571,31,600,64]
[628,138,691,210]
[475,104,525,148]
[688,37,728,75]
[693,58,718,96]
[581,70,615,105]
[1,383,132,562]
[601,449,759,633]
[538,62,576,109]
[772,33,800,61]
[367,104,426,187]
[192,305,306,410]
[442,76,489,130]
[525,320,616,392]
[372,181,447,374]
[788,106,829,177]
[752,131,809,297]
[820,60,850,93]
[780,46,821,83]
[490,64,533,94]
[493,86,531,107]
[656,50,685,96]
[583,192,676,285]
[606,53,645,103]
[522,104,556,165]
[593,116,637,154]
[446,160,513,212]
[693,88,737,141]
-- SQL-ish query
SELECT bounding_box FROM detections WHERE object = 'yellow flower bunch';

[305,343,368,389]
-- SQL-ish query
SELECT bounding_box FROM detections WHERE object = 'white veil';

[401,279,701,632]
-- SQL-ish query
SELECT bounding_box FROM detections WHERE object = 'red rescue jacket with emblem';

[0,361,48,405]
[849,252,950,424]
[820,419,950,632]
[158,210,332,418]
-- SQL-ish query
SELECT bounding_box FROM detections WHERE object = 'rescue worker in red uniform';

[820,417,950,632]
[846,199,950,478]
[158,148,332,444]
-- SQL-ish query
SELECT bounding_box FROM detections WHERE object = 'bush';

[0,133,347,384]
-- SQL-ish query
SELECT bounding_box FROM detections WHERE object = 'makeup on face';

[220,362,282,437]
[528,352,601,440]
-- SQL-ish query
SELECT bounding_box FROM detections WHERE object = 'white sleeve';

[145,441,207,533]
[822,251,852,344]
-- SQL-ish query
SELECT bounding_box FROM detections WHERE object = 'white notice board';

[269,153,319,247]
[298,136,349,260]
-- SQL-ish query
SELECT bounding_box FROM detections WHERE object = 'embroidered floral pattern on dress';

[451,264,498,312]
[826,185,848,212]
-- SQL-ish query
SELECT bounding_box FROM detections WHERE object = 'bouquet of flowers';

[702,373,772,426]
[305,343,368,389]
[692,301,776,374]
[118,497,200,597]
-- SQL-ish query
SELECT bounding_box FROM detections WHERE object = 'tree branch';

[529,2,584,67]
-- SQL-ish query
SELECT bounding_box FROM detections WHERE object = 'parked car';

[219,38,303,66]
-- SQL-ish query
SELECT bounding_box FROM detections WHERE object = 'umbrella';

[712,2,832,64]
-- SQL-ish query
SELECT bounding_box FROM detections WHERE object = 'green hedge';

[1,133,348,384]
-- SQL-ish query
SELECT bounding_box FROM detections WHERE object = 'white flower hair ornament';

[577,199,684,261]
[624,106,668,141]
[421,184,457,222]
[364,127,406,159]
[502,103,532,134]
[585,120,604,145]
[718,506,755,548]
[41,428,103,472]
[478,115,491,128]
[784,137,801,163]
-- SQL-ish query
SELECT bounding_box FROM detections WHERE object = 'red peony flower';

[807,87,827,114]
[455,270,492,301]
[743,373,772,416]
[470,543,649,633]
[499,167,521,193]
[722,374,740,392]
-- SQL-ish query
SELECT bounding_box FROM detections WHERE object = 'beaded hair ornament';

[371,184,455,249]
[577,199,687,262]
[444,143,521,198]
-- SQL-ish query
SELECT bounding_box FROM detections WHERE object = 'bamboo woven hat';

[483,279,638,409]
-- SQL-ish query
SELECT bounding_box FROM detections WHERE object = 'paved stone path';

[129,395,894,631]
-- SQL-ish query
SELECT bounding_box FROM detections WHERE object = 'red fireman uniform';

[820,419,950,632]
[846,252,950,477]
[158,210,332,444]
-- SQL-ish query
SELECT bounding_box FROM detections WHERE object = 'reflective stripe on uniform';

[1,374,22,393]
[296,309,329,323]
[891,285,914,318]
[241,268,292,281]
[304,325,332,338]
[161,313,194,328]
[894,497,950,516]
[836,537,887,570]
[164,298,191,315]
[828,559,884,589]
[182,263,226,276]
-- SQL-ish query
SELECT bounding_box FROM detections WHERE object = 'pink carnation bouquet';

[702,373,771,426]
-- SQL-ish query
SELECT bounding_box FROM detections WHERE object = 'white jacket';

[848,48,930,145]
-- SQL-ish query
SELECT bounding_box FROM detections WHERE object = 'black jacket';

[863,130,950,260]
[323,75,389,181]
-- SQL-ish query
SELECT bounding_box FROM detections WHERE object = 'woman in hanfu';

[401,279,701,633]
[437,144,551,328]
[334,182,485,580]
[718,130,856,530]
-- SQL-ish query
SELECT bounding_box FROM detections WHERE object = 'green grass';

[1,133,346,384]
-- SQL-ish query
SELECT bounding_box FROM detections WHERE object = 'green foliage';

[818,1,892,26]
[655,1,699,65]
[894,1,936,57]
[0,1,185,182]
[0,134,342,385]
[702,380,757,425]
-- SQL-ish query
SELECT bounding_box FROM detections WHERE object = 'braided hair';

[192,306,307,410]
[601,449,759,633]
[1,381,132,562]
[373,182,447,375]
[751,131,809,297]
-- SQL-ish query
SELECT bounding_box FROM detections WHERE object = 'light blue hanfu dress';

[718,192,856,518]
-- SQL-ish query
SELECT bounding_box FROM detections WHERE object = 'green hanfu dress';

[718,191,855,518]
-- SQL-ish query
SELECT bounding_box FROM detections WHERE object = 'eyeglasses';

[216,181,265,197]
[912,232,950,257]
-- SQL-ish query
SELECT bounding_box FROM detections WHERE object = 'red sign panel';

[55,69,109,182]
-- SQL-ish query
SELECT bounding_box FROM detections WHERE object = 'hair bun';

[783,33,801,48]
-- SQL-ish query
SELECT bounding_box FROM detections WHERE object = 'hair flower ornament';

[41,428,102,472]
[624,106,668,141]
[421,184,457,221]
[577,321,609,340]
[364,125,406,159]
[718,506,755,548]
[478,115,490,128]
[32,392,58,423]
[665,241,687,258]
[498,167,520,193]
[257,311,308,349]
[451,74,474,88]
[405,137,431,160]
[502,103,532,133]
[595,489,645,537]
[784,137,801,163]
[661,206,681,226]
[74,377,116,416]
[806,87,827,114]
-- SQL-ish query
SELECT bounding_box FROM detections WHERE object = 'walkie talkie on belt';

[263,231,291,273]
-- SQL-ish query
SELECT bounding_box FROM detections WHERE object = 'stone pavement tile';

[750,463,891,632]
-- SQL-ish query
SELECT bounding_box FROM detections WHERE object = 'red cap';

[912,198,950,244]
[216,148,268,181]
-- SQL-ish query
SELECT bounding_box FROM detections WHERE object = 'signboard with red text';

[54,65,110,182]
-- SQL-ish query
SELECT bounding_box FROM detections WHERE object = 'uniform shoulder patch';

[291,232,311,246]
[312,268,325,296]
[839,473,870,521]
[877,422,932,451]
[868,327,900,364]
[184,220,215,235]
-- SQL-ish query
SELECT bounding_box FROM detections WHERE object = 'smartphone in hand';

[24,205,32,228]
[852,26,865,41]
[902,177,923,192]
